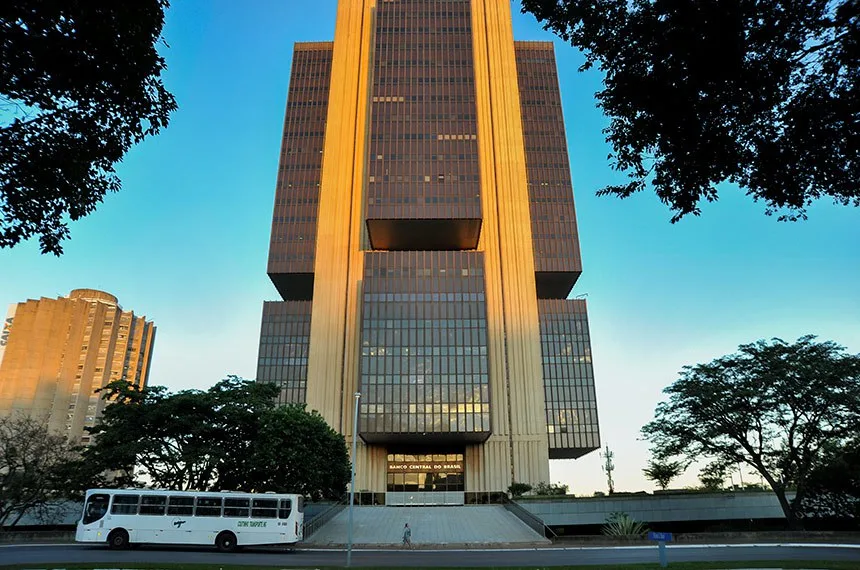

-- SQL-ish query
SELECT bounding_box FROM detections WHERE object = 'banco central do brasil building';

[257,0,600,505]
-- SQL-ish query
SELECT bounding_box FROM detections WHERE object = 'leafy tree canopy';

[80,377,350,500]
[0,1,176,254]
[642,335,860,527]
[0,413,78,526]
[798,438,860,521]
[520,0,859,221]
[642,458,684,491]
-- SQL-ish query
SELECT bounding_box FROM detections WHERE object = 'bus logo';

[173,519,186,528]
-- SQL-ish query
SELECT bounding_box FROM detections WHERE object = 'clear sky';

[1,1,858,496]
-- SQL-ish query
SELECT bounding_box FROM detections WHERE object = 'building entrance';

[386,452,465,506]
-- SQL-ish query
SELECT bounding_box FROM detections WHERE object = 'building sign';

[388,460,463,473]
[0,305,16,368]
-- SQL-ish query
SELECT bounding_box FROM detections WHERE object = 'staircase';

[303,505,549,546]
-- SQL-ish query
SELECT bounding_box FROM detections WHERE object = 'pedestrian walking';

[402,522,412,548]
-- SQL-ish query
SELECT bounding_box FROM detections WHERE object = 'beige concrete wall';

[471,0,549,488]
[0,292,155,445]
[307,0,549,493]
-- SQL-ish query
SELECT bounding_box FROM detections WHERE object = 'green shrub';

[601,512,649,537]
[508,482,533,497]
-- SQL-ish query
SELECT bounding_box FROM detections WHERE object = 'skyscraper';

[257,0,599,504]
[0,289,155,445]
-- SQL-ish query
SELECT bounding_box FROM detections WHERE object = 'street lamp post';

[347,392,361,567]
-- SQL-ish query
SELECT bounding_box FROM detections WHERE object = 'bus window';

[140,495,167,515]
[195,496,222,517]
[111,494,140,515]
[167,496,193,516]
[251,498,277,518]
[278,499,292,519]
[82,493,109,524]
[224,498,250,518]
[297,495,304,512]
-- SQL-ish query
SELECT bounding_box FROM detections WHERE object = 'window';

[83,494,110,524]
[110,494,139,515]
[167,496,193,516]
[251,498,278,519]
[224,498,250,518]
[278,499,292,519]
[139,495,167,515]
[195,496,222,517]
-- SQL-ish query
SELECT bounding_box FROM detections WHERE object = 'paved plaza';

[304,505,548,546]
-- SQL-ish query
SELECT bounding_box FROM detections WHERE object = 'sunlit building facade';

[257,0,599,504]
[0,289,155,445]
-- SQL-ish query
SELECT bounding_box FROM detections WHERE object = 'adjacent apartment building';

[0,289,155,445]
[257,0,600,504]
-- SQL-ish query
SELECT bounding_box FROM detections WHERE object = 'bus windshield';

[82,493,110,524]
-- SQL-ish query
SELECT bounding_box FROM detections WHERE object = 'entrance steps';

[303,505,549,546]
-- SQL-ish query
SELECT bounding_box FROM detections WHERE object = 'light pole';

[347,391,361,567]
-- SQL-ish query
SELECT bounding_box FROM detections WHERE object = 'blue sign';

[647,531,673,542]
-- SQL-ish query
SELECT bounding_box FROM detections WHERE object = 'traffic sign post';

[647,531,673,567]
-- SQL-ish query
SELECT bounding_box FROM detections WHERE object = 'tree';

[238,405,350,501]
[698,462,728,491]
[81,377,350,500]
[642,335,860,528]
[1,1,177,255]
[0,414,78,527]
[643,458,684,490]
[798,439,860,521]
[520,1,859,222]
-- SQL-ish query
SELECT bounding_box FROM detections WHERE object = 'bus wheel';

[108,529,129,550]
[215,531,238,553]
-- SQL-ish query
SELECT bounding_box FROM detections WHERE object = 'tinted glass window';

[195,497,222,517]
[139,495,167,515]
[224,497,250,518]
[83,493,110,524]
[110,494,140,515]
[278,498,292,519]
[251,498,277,519]
[167,496,193,516]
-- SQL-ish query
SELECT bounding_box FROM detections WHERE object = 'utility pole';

[600,445,615,494]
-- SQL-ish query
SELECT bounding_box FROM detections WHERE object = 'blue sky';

[1,1,858,495]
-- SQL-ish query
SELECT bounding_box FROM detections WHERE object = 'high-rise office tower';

[0,289,155,445]
[257,0,599,504]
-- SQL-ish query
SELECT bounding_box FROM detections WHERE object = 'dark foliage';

[642,458,684,490]
[0,414,78,526]
[0,1,176,254]
[79,377,350,500]
[521,0,859,221]
[642,335,860,528]
[799,439,860,520]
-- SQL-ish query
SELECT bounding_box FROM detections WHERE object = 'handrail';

[501,495,558,539]
[302,496,347,539]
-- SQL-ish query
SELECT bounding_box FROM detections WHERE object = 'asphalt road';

[2,543,860,567]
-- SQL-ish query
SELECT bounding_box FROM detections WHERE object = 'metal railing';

[500,495,558,539]
[302,497,347,539]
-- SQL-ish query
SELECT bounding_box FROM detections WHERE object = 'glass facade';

[267,43,333,300]
[365,0,481,250]
[257,1,601,498]
[256,301,311,405]
[386,452,465,492]
[515,42,583,299]
[539,299,600,458]
[359,251,490,444]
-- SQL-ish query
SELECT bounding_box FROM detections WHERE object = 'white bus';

[76,488,304,552]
